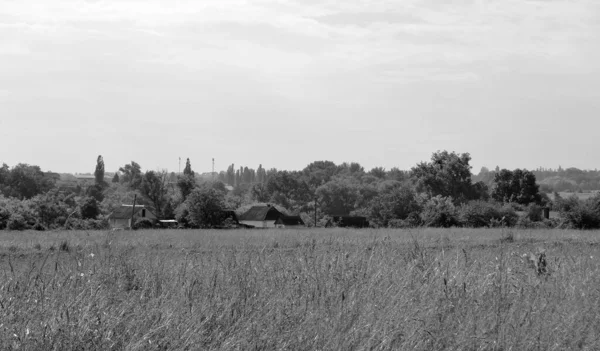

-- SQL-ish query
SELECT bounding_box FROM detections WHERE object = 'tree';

[316,177,360,216]
[185,186,227,228]
[302,161,338,189]
[183,158,194,177]
[141,170,169,217]
[411,151,477,203]
[177,175,196,201]
[112,172,120,183]
[119,161,142,189]
[94,155,106,186]
[1,164,56,199]
[491,169,541,205]
[266,171,311,209]
[81,197,100,220]
[368,183,420,227]
[250,183,270,202]
[369,167,386,179]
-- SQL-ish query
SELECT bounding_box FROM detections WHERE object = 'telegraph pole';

[130,194,137,230]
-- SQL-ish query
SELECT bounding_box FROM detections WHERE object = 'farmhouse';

[238,204,284,228]
[108,205,157,229]
[274,215,305,228]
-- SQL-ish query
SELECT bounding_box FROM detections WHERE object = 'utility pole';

[130,194,137,230]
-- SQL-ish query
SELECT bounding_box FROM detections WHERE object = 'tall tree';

[183,158,194,177]
[177,175,196,201]
[119,161,143,189]
[94,155,105,186]
[411,151,477,203]
[316,177,360,216]
[1,164,56,199]
[112,172,119,183]
[491,169,541,205]
[185,186,226,228]
[141,170,169,217]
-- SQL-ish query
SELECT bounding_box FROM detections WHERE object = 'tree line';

[1,151,600,230]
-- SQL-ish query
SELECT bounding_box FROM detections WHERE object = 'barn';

[108,205,157,229]
[238,204,284,228]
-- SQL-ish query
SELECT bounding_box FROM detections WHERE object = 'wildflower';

[90,253,95,258]
[26,328,30,336]
[80,273,85,277]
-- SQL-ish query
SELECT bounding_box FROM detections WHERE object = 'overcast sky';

[1,0,599,174]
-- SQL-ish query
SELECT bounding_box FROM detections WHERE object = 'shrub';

[420,196,459,228]
[458,201,503,228]
[134,218,154,230]
[526,203,543,222]
[559,202,600,229]
[7,214,30,231]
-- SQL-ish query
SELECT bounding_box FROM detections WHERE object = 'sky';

[1,0,599,175]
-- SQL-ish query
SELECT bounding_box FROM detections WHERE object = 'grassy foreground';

[1,228,600,350]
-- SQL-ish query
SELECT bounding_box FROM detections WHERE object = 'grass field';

[2,228,600,350]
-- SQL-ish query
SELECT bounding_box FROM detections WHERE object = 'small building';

[108,205,157,229]
[238,204,284,228]
[274,215,305,228]
[158,219,178,228]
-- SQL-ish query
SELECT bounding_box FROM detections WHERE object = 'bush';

[7,214,30,230]
[459,201,500,228]
[458,201,520,228]
[526,203,543,222]
[559,202,600,229]
[134,218,155,230]
[420,196,458,228]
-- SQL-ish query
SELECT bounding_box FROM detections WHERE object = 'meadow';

[1,228,600,350]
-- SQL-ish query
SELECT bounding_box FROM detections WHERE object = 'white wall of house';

[275,224,304,229]
[110,218,131,229]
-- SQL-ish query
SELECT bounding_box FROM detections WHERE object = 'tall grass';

[1,228,600,350]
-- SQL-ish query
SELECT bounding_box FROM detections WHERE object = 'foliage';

[141,170,169,217]
[492,169,542,205]
[80,197,100,220]
[177,175,196,202]
[0,163,57,199]
[183,158,194,176]
[411,151,479,203]
[94,155,106,187]
[185,186,227,228]
[86,183,105,202]
[555,194,600,229]
[266,171,311,210]
[119,161,143,189]
[420,195,459,227]
[302,161,338,190]
[316,176,360,216]
[112,172,119,183]
[458,201,517,228]
[368,183,420,227]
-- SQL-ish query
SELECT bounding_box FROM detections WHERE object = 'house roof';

[109,205,152,220]
[238,205,283,221]
[275,216,305,226]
